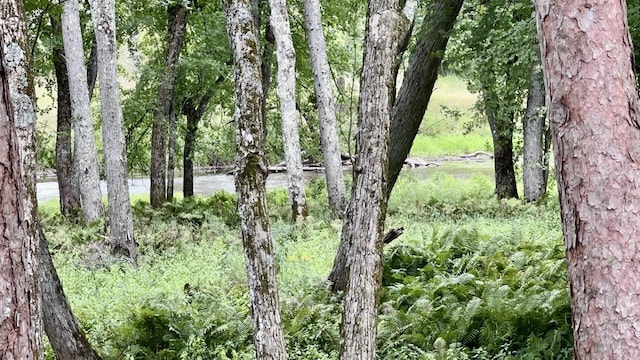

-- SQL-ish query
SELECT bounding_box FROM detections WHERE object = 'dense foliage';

[40,170,571,359]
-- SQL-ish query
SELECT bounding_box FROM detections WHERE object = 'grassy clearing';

[40,169,571,360]
[410,133,492,157]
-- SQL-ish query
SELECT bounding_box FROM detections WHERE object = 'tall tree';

[269,0,307,221]
[150,3,188,208]
[536,0,640,357]
[61,0,104,223]
[329,0,460,291]
[302,0,347,217]
[89,0,137,260]
[182,90,213,197]
[338,0,411,358]
[51,14,82,222]
[485,89,518,199]
[522,48,548,202]
[0,39,42,360]
[223,0,287,358]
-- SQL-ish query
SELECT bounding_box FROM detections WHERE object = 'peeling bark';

[536,0,640,357]
[303,0,347,217]
[222,0,287,358]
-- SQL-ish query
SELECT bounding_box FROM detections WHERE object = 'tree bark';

[387,0,465,194]
[166,99,177,202]
[269,0,307,221]
[522,49,547,202]
[51,14,82,222]
[338,1,410,359]
[0,39,42,359]
[223,0,287,358]
[61,0,104,224]
[303,0,347,217]
[89,0,137,261]
[182,91,213,197]
[536,0,640,357]
[150,4,188,208]
[486,97,518,199]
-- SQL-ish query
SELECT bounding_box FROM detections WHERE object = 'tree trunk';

[329,0,424,292]
[86,34,98,100]
[166,100,177,202]
[387,0,465,194]
[486,95,518,199]
[536,0,640,357]
[51,15,82,222]
[522,50,547,202]
[89,0,137,261]
[0,41,42,359]
[269,0,307,221]
[61,0,104,224]
[150,4,188,208]
[182,91,213,197]
[338,1,410,359]
[302,0,347,217]
[223,0,287,358]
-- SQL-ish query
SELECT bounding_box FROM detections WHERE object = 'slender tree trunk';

[338,1,410,358]
[61,0,104,224]
[387,0,465,193]
[537,0,640,357]
[51,15,82,222]
[89,0,137,260]
[182,92,213,197]
[150,4,188,208]
[0,40,42,360]
[303,0,347,217]
[269,0,307,221]
[523,50,547,202]
[328,0,422,292]
[486,94,518,199]
[223,0,287,358]
[86,34,98,100]
[166,100,177,201]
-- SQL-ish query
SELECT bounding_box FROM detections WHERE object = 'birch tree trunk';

[522,50,547,202]
[0,40,42,360]
[338,1,410,358]
[302,0,346,217]
[536,0,640,357]
[51,15,82,222]
[61,0,104,224]
[0,2,42,357]
[269,0,307,221]
[89,0,137,260]
[223,0,287,358]
[150,4,188,208]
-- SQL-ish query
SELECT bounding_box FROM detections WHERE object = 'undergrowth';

[41,170,571,359]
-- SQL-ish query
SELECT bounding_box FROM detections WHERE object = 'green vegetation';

[41,170,571,359]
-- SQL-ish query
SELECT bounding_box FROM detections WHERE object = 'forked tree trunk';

[338,1,411,358]
[0,2,42,357]
[89,0,137,260]
[150,4,188,208]
[61,0,104,223]
[223,0,287,359]
[51,15,82,222]
[0,40,41,359]
[536,0,640,357]
[269,0,307,221]
[486,96,518,199]
[182,91,213,197]
[522,50,547,202]
[303,0,347,217]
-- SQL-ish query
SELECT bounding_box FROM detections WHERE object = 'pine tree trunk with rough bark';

[269,0,307,221]
[223,0,287,358]
[89,0,137,260]
[536,0,640,357]
[303,0,346,217]
[338,1,410,358]
[61,0,104,224]
[150,4,188,208]
[522,50,547,202]
[0,42,42,359]
[51,15,82,222]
